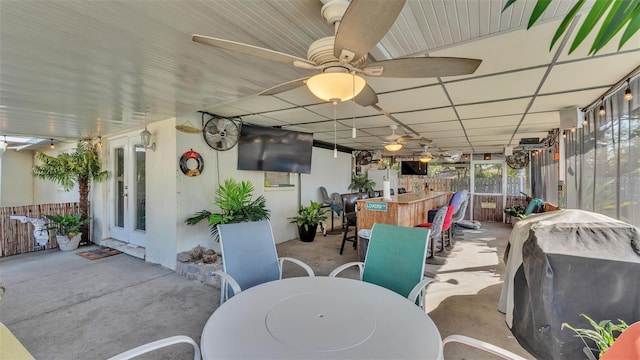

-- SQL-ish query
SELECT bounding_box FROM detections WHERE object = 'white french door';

[109,135,147,247]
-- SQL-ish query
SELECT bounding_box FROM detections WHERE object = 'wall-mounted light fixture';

[97,136,103,148]
[141,126,156,151]
[624,78,633,101]
[598,98,606,116]
[483,153,491,160]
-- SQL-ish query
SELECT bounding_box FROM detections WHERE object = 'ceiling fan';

[192,0,482,107]
[383,124,405,151]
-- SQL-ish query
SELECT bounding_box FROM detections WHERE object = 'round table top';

[201,276,443,359]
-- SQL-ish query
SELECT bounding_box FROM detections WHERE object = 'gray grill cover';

[499,210,640,360]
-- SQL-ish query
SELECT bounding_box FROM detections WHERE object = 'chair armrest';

[278,257,315,277]
[442,335,527,360]
[213,271,242,297]
[108,335,201,360]
[407,276,438,308]
[328,262,364,280]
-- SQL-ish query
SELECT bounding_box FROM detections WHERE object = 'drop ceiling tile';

[239,114,288,127]
[203,105,247,117]
[365,77,439,93]
[344,115,395,129]
[430,20,559,76]
[393,107,458,124]
[446,68,545,104]
[305,102,380,119]
[221,95,295,113]
[377,85,451,113]
[288,121,350,132]
[261,107,328,124]
[531,88,607,112]
[541,52,640,94]
[410,121,463,132]
[462,114,521,129]
[520,112,560,126]
[468,134,513,142]
[457,98,530,119]
[466,126,518,136]
[271,86,324,107]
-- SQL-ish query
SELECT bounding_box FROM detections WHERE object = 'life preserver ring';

[180,149,204,177]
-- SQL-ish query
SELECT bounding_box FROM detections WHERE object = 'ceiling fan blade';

[192,34,315,67]
[364,57,482,78]
[259,77,309,96]
[334,0,406,63]
[353,84,378,106]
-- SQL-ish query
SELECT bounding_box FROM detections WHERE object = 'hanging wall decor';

[179,149,204,177]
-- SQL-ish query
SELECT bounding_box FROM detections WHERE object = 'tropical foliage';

[185,179,270,241]
[288,201,329,232]
[32,140,108,243]
[562,314,629,358]
[45,213,92,239]
[348,174,376,192]
[503,0,640,55]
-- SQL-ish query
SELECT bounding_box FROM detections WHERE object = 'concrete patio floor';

[0,222,533,359]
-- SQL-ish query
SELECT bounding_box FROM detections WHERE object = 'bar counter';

[356,191,450,235]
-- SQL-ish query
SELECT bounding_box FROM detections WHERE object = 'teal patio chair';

[329,223,436,309]
[215,220,315,304]
[524,198,544,216]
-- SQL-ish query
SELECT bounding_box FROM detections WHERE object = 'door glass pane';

[473,163,503,194]
[135,145,146,231]
[115,147,125,227]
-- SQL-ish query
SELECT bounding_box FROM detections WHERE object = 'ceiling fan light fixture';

[306,73,365,102]
[384,143,402,152]
[419,156,432,163]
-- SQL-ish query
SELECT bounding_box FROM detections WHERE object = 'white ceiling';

[1,0,639,155]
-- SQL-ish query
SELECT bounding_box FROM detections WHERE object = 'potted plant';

[504,205,526,226]
[562,314,629,359]
[45,213,92,251]
[32,140,108,245]
[186,179,270,242]
[288,201,328,242]
[348,174,376,193]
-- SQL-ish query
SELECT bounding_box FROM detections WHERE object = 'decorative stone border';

[175,257,223,289]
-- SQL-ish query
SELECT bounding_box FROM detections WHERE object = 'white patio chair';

[215,220,315,304]
[108,335,200,360]
[443,334,528,360]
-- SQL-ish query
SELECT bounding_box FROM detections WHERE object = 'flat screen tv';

[401,161,428,175]
[237,124,313,174]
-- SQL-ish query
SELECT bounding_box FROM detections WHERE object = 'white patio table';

[200,276,443,359]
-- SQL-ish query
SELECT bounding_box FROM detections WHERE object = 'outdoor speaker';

[560,108,584,129]
[504,146,513,156]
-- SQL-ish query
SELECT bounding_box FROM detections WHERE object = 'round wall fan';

[203,117,240,151]
[506,151,530,169]
[355,150,372,165]
[192,0,481,107]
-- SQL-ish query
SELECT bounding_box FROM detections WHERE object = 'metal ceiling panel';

[0,0,637,156]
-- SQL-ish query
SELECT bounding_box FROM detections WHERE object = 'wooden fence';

[1,203,81,257]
